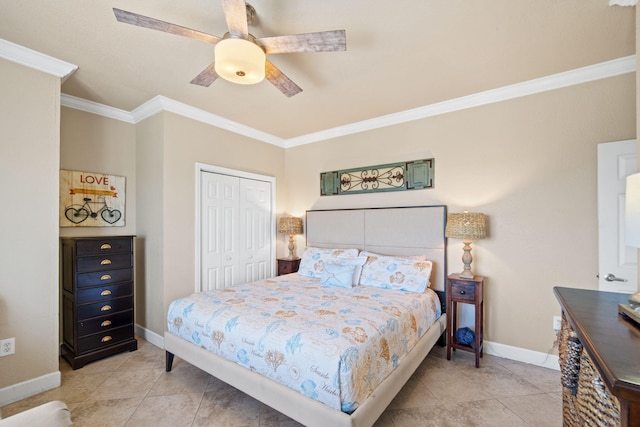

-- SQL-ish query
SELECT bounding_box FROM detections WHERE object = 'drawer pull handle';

[100,290,112,296]
[100,259,112,265]
[459,290,466,294]
[101,336,112,343]
[101,305,112,312]
[100,274,112,281]
[100,243,112,250]
[101,320,112,327]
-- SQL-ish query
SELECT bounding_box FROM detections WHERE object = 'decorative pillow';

[297,247,360,278]
[358,253,433,293]
[335,255,368,285]
[321,263,357,288]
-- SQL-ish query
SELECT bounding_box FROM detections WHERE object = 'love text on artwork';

[80,174,109,186]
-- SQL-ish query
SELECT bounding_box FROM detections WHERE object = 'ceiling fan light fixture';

[214,37,265,85]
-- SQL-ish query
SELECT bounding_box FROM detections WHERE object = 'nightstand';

[446,273,484,368]
[277,258,301,276]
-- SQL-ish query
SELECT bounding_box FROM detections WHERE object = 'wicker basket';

[576,351,621,426]
[558,313,583,426]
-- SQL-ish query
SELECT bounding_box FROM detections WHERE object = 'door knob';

[604,273,628,282]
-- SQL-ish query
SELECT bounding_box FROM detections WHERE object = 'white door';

[597,139,637,293]
[199,167,274,291]
[239,178,272,283]
[201,172,239,290]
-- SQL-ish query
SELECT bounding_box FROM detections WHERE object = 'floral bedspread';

[167,274,441,413]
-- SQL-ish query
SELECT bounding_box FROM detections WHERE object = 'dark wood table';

[554,287,640,426]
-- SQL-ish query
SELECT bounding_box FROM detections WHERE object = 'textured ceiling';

[0,0,635,139]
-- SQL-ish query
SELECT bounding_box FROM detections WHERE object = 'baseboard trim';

[134,324,164,349]
[484,340,559,371]
[0,371,61,407]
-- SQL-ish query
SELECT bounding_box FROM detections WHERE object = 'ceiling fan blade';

[190,62,219,87]
[257,30,346,54]
[222,0,249,38]
[265,60,302,97]
[113,8,221,44]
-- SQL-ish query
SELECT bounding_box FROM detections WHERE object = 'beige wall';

[134,114,165,336]
[285,74,636,354]
[59,108,136,238]
[0,59,61,392]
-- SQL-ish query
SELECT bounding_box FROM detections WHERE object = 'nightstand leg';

[475,300,482,368]
[447,300,458,360]
[480,301,484,358]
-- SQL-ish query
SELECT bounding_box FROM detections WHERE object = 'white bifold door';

[200,171,273,290]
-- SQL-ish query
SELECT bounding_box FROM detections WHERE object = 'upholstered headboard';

[305,206,447,293]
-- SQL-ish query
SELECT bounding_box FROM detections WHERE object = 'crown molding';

[0,38,77,81]
[132,96,285,147]
[59,54,636,147]
[61,94,135,123]
[284,55,636,147]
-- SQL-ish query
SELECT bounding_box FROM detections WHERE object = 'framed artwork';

[60,169,125,227]
[320,158,434,196]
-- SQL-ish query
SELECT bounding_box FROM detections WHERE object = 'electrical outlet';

[553,316,562,333]
[0,338,15,356]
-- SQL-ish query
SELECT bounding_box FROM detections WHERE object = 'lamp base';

[458,240,476,279]
[287,234,296,260]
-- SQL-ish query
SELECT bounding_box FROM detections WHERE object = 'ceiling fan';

[113,0,346,97]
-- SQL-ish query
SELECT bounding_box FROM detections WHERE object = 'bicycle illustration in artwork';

[64,196,122,224]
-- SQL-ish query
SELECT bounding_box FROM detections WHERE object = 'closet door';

[200,170,273,291]
[239,178,272,283]
[201,172,239,290]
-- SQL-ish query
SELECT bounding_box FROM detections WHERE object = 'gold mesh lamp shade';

[279,217,303,259]
[445,212,487,278]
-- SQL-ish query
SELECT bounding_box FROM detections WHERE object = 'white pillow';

[297,247,360,278]
[359,253,433,293]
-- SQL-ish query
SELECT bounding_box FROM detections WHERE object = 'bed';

[164,205,448,427]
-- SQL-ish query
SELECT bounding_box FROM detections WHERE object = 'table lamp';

[445,211,487,278]
[279,217,303,259]
[620,173,640,324]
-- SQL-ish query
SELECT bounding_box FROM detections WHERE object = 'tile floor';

[1,338,562,426]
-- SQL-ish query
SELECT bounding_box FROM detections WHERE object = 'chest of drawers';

[61,236,137,369]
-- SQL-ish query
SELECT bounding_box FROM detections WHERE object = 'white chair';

[0,401,72,426]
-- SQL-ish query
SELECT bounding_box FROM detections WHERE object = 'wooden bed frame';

[165,205,448,427]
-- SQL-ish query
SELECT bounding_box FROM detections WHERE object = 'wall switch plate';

[553,316,562,332]
[0,338,15,356]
